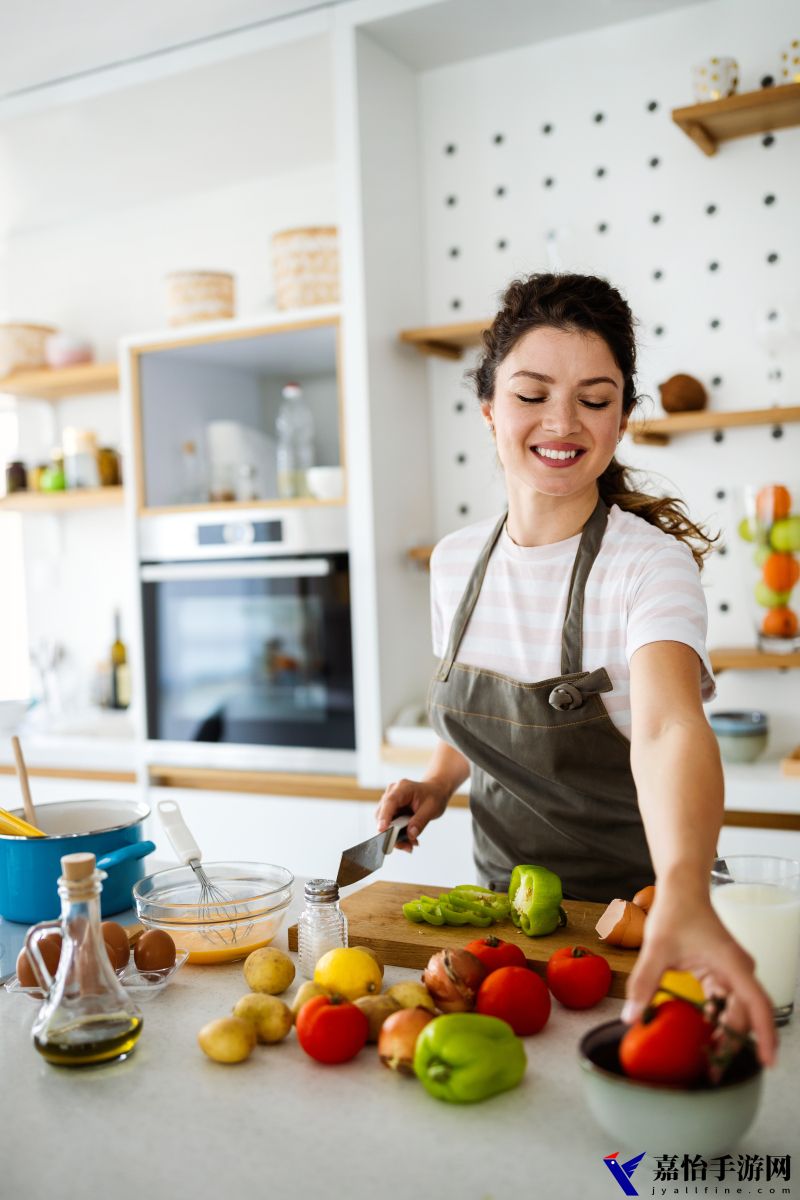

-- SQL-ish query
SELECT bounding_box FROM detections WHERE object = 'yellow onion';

[378,1006,434,1073]
[421,948,487,1012]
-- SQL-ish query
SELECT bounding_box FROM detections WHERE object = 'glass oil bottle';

[27,852,143,1066]
[297,878,348,978]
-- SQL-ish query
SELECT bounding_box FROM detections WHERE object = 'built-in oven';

[139,507,355,771]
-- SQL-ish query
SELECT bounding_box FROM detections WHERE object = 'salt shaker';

[297,878,348,979]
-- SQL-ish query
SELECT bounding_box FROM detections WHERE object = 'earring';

[489,422,495,434]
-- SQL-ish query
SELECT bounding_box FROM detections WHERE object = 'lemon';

[314,946,382,1001]
[652,969,705,1006]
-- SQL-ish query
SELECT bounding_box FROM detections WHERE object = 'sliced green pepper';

[402,887,502,928]
[450,885,511,921]
[508,864,567,937]
[439,898,493,927]
[402,898,445,925]
[413,1013,527,1103]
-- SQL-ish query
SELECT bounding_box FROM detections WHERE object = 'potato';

[386,981,437,1013]
[243,947,296,995]
[354,993,400,1042]
[197,1017,256,1063]
[233,993,292,1044]
[290,980,331,1022]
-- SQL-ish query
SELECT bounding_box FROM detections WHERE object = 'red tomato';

[464,935,527,975]
[475,965,551,1036]
[619,998,713,1087]
[295,994,369,1064]
[545,945,612,1009]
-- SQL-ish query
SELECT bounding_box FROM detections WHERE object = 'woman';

[376,273,776,1063]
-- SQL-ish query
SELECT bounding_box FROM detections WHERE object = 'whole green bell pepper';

[508,864,567,936]
[413,1013,527,1103]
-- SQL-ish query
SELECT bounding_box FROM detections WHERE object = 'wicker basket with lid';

[271,226,339,311]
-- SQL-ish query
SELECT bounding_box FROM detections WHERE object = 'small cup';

[778,39,800,85]
[692,56,739,102]
[708,710,769,764]
[711,855,800,1024]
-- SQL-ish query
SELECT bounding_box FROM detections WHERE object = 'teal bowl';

[578,1020,763,1157]
[709,711,769,764]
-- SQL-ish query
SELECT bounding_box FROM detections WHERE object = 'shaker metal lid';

[304,878,339,902]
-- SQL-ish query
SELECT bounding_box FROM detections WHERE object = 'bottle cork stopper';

[61,852,96,881]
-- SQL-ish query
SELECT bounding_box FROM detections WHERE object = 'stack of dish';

[708,711,769,764]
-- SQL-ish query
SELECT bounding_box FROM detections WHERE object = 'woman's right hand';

[375,778,450,852]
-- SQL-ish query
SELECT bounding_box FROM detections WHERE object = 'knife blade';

[336,810,412,888]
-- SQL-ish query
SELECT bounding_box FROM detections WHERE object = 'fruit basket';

[737,483,800,651]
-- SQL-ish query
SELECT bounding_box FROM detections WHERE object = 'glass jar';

[297,878,348,979]
[5,460,27,493]
[737,482,800,651]
[97,446,121,487]
[62,428,99,489]
[26,852,143,1066]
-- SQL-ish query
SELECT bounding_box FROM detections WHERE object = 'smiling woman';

[376,272,778,1068]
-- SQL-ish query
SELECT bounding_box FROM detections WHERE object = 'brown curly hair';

[468,272,716,569]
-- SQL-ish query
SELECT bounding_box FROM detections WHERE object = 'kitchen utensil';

[708,710,769,763]
[157,799,254,945]
[11,736,38,829]
[133,861,293,964]
[0,806,45,837]
[0,798,153,923]
[335,812,412,887]
[288,880,638,996]
[578,1019,762,1157]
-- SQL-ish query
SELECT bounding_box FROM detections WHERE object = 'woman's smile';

[531,440,588,466]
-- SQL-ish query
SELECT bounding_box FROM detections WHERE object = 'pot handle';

[97,840,156,870]
[24,919,62,993]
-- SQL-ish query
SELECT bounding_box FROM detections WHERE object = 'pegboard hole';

[496,239,508,251]
[762,134,775,147]
[543,177,556,188]
[711,376,723,387]
[654,325,665,337]
[493,133,505,145]
[449,247,460,258]
[650,213,662,224]
[458,504,469,516]
[495,185,507,198]
[705,204,718,216]
[454,401,466,413]
[593,112,605,123]
[764,193,776,205]
[595,166,607,178]
[456,453,467,464]
[541,123,554,134]
[451,299,462,310]
[709,318,721,330]
[713,430,725,443]
[649,156,661,168]
[767,252,779,264]
[715,489,726,500]
[646,100,659,112]
[596,222,609,234]
[652,269,664,281]
[444,143,457,155]
[771,426,784,439]
[708,261,720,272]
[719,602,730,613]
[445,195,457,207]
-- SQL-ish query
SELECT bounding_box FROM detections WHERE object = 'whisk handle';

[158,799,202,866]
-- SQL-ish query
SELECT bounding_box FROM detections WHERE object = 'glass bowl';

[578,1019,762,1157]
[133,861,294,964]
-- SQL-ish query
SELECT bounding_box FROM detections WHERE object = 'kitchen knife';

[336,810,413,888]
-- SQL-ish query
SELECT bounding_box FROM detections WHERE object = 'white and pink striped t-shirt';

[430,504,715,740]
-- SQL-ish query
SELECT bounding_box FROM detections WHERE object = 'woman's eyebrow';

[510,369,619,389]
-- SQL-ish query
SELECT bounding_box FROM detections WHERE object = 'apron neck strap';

[436,511,507,681]
[560,497,609,675]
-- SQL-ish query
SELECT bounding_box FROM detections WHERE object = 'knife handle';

[383,810,412,854]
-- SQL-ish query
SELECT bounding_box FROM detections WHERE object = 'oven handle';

[140,559,332,582]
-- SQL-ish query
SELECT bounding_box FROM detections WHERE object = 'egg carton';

[4,948,189,1002]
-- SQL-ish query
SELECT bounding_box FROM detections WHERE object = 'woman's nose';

[542,400,580,435]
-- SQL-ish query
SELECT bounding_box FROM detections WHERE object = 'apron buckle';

[548,682,584,711]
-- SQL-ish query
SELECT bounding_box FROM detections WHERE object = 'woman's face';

[482,326,628,502]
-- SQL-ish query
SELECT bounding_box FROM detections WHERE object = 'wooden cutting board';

[288,880,638,998]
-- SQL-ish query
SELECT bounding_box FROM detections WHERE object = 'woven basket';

[271,226,339,311]
[0,323,58,377]
[164,271,235,327]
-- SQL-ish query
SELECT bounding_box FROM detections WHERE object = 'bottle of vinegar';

[110,610,130,710]
[276,382,315,499]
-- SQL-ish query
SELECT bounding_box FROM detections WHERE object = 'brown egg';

[101,921,131,971]
[16,932,63,989]
[134,929,176,976]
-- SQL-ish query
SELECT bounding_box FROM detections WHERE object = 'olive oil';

[34,1014,143,1066]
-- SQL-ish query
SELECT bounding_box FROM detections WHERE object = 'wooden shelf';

[629,405,800,446]
[0,361,119,400]
[147,766,384,802]
[709,647,800,673]
[672,82,800,156]
[0,486,124,513]
[140,497,346,516]
[399,320,487,360]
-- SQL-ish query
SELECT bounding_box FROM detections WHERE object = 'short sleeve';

[429,542,446,657]
[625,540,716,701]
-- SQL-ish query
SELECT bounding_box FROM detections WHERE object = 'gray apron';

[428,499,654,904]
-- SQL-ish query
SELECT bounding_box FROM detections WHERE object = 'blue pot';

[0,798,154,924]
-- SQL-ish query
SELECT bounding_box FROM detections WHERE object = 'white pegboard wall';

[413,0,800,671]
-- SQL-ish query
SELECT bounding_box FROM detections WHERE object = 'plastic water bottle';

[276,381,314,498]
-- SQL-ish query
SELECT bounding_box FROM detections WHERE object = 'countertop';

[1,881,798,1200]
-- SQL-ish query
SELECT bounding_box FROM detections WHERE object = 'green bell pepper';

[508,864,567,936]
[413,1013,527,1103]
[402,884,511,929]
[450,884,511,921]
[402,897,446,925]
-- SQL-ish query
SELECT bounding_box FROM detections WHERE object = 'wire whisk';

[158,800,253,945]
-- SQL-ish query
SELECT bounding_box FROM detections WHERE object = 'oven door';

[141,554,354,750]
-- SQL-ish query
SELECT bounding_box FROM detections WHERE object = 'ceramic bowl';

[306,466,345,501]
[578,1020,762,1157]
[709,711,769,763]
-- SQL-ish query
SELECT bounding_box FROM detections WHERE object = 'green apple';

[754,580,791,608]
[770,517,800,553]
[738,516,757,542]
[753,545,771,567]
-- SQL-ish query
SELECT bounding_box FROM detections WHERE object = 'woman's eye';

[580,398,612,410]
[516,394,546,403]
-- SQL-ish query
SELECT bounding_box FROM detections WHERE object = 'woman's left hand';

[621,885,778,1068]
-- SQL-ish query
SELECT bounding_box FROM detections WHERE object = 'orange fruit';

[756,485,791,524]
[761,608,799,638]
[762,553,800,593]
